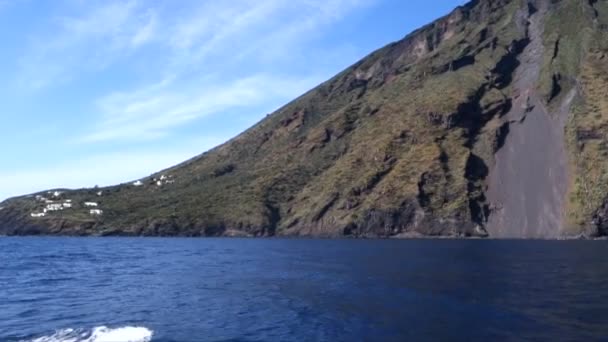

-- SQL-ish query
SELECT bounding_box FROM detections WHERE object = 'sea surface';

[1,237,607,342]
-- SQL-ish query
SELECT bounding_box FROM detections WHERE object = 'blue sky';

[0,0,467,201]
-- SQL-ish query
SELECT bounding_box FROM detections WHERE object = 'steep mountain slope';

[1,0,607,238]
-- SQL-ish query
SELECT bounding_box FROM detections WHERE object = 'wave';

[21,326,153,342]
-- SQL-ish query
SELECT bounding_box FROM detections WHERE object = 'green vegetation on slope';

[554,0,608,234]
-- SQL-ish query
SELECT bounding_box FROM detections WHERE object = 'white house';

[45,200,55,204]
[46,203,63,211]
[160,175,167,180]
[90,209,103,215]
[156,181,162,186]
[84,202,98,207]
[31,212,46,218]
[63,203,73,208]
[97,191,103,197]
[65,199,72,203]
[133,180,143,186]
[52,191,62,198]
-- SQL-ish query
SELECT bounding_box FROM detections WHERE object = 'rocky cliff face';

[1,0,607,238]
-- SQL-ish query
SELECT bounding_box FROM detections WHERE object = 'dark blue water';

[1,238,608,341]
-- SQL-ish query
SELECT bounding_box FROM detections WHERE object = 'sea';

[1,237,607,341]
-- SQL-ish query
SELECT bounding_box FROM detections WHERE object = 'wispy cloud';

[18,0,372,90]
[130,10,157,48]
[18,0,157,89]
[83,73,322,142]
[164,0,373,73]
[66,0,371,143]
[6,0,374,197]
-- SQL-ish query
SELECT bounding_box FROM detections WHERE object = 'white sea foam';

[22,326,153,342]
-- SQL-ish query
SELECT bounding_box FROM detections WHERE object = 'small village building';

[133,180,143,186]
[46,203,63,211]
[31,212,46,218]
[84,202,98,207]
[90,209,103,215]
[63,203,73,208]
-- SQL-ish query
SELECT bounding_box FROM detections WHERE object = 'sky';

[0,0,467,201]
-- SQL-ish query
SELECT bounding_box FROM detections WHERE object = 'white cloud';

[18,0,157,89]
[130,10,157,48]
[83,73,322,142]
[18,0,372,89]
[74,0,373,143]
[166,0,284,66]
[57,0,137,37]
[164,0,374,73]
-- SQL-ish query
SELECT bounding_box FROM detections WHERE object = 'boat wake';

[21,326,153,342]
